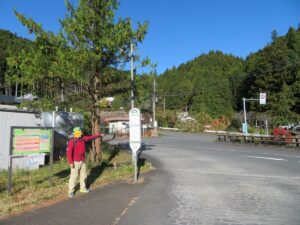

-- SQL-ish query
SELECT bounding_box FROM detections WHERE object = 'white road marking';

[196,147,224,151]
[262,152,300,158]
[196,146,300,159]
[197,146,248,153]
[172,169,300,180]
[244,155,287,161]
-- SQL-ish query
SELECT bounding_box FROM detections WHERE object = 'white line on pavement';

[196,147,224,151]
[262,152,300,158]
[244,155,288,161]
[172,169,300,180]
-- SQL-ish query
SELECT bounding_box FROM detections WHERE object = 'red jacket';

[67,134,102,164]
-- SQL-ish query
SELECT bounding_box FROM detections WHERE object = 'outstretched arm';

[82,134,104,142]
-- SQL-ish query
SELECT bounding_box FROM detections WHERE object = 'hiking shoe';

[68,192,75,198]
[80,188,90,193]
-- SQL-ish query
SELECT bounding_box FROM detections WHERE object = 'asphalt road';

[2,131,300,225]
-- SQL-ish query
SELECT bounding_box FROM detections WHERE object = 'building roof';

[101,116,129,123]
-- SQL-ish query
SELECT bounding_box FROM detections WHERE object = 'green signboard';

[12,128,53,155]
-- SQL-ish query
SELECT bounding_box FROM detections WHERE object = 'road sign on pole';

[242,94,266,135]
[129,108,141,152]
[259,93,266,105]
[129,108,141,182]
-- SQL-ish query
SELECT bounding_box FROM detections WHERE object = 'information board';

[12,128,53,155]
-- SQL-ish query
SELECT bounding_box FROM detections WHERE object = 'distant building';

[0,95,21,105]
[0,108,40,170]
[101,110,129,135]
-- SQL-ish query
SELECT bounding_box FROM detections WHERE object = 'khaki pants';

[68,161,87,193]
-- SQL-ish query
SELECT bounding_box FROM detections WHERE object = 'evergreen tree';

[244,26,300,123]
[0,29,31,95]
[8,0,148,162]
[271,29,278,42]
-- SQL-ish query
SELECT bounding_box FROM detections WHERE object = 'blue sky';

[1,0,299,74]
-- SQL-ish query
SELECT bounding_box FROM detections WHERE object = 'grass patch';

[0,144,152,219]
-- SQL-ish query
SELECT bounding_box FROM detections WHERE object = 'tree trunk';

[60,82,65,102]
[15,83,18,97]
[90,107,102,163]
[21,82,23,97]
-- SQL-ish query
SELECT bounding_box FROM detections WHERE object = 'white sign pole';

[129,108,141,182]
[242,97,248,135]
[242,94,267,136]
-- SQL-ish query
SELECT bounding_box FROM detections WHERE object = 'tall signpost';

[129,108,141,183]
[242,93,267,135]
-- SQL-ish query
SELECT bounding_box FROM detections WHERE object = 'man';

[67,127,103,198]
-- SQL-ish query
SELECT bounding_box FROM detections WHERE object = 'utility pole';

[130,42,134,109]
[118,43,134,109]
[152,76,156,128]
[163,97,166,116]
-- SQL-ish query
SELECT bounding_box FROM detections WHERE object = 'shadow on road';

[86,146,121,189]
[86,162,110,189]
[136,143,156,178]
[137,151,146,179]
[141,142,156,151]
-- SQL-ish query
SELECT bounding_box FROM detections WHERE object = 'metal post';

[8,156,12,196]
[49,129,54,186]
[130,42,134,109]
[134,152,137,183]
[8,126,14,196]
[153,77,156,128]
[50,114,55,186]
[243,97,248,135]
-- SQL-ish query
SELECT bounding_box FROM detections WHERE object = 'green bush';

[156,110,178,128]
[193,111,212,125]
[175,121,204,132]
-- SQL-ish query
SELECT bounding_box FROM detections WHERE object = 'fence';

[217,133,300,148]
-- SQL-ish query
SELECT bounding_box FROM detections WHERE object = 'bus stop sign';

[129,108,141,153]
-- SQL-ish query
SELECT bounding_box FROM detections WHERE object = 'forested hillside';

[0,29,31,95]
[1,24,299,128]
[157,26,300,126]
[244,27,300,124]
[158,51,245,118]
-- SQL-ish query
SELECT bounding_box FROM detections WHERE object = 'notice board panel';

[11,127,53,155]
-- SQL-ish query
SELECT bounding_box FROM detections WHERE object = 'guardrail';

[217,133,300,148]
[159,127,180,131]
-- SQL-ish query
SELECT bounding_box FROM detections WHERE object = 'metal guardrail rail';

[217,134,300,148]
